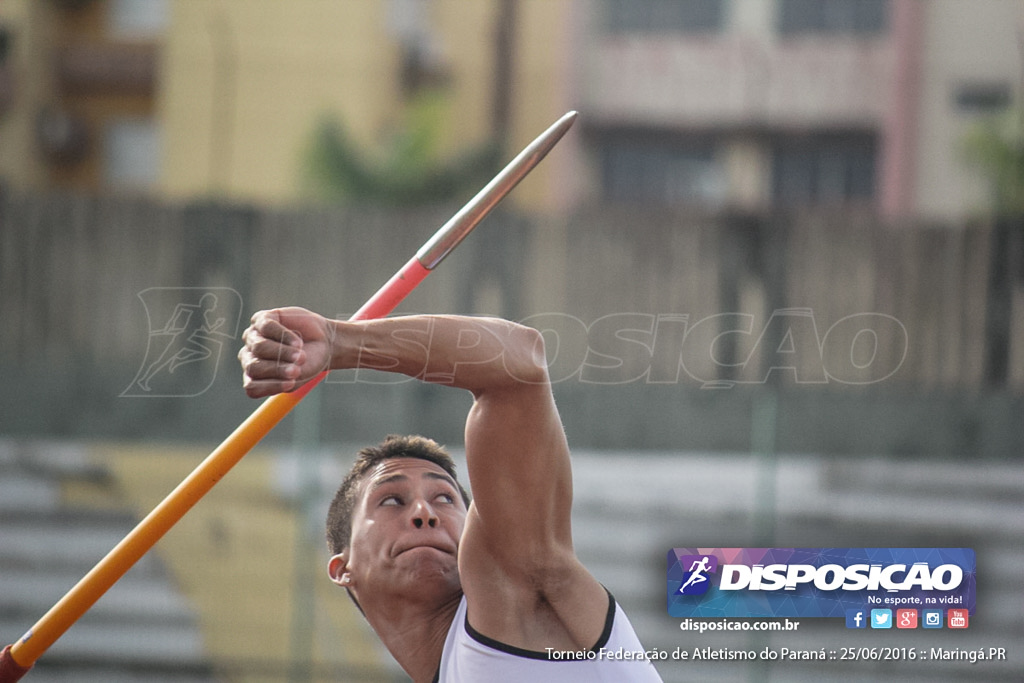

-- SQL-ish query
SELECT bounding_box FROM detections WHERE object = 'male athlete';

[239,308,662,682]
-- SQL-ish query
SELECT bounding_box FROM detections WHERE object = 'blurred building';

[1,0,1022,220]
[157,0,576,211]
[0,0,164,193]
[578,0,1024,220]
[0,0,574,210]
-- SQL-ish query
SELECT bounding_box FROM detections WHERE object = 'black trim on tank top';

[432,588,618,680]
[464,588,617,661]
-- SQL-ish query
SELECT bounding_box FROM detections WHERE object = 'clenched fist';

[238,307,336,398]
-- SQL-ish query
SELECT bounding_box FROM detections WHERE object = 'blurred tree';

[962,104,1024,386]
[303,90,499,206]
[491,0,516,157]
[963,106,1024,214]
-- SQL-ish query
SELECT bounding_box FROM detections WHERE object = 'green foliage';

[303,92,500,206]
[962,107,1024,214]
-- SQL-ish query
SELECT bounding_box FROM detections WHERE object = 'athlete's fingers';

[248,310,305,348]
[241,374,300,399]
[238,347,303,381]
[238,345,303,398]
[241,325,304,365]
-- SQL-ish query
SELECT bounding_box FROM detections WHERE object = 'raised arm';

[240,308,607,648]
[240,308,545,397]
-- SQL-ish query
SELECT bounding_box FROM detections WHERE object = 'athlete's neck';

[365,590,462,682]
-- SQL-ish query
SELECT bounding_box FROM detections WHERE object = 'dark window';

[772,134,877,205]
[778,0,887,35]
[599,133,723,205]
[605,0,724,34]
[954,83,1012,113]
[0,25,12,63]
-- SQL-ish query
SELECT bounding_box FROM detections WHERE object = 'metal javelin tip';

[416,111,578,270]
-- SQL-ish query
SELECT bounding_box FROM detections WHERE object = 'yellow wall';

[0,0,56,190]
[159,0,571,211]
[162,1,396,202]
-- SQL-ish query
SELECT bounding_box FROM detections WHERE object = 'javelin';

[0,111,578,680]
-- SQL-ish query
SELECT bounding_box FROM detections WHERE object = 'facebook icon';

[845,609,867,629]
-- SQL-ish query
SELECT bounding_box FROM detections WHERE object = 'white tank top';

[433,591,663,682]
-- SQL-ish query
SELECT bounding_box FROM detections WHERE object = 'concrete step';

[0,569,196,623]
[0,441,216,679]
[0,510,164,575]
[0,472,62,513]
[18,670,217,683]
[0,439,107,480]
[568,452,1024,540]
[0,618,209,668]
[822,457,1024,500]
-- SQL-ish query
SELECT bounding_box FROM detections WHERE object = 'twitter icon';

[870,609,892,629]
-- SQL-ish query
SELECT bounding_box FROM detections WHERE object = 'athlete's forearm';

[329,315,549,395]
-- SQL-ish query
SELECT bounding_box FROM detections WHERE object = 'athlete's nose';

[411,500,438,528]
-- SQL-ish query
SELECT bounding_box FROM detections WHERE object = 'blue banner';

[667,548,976,619]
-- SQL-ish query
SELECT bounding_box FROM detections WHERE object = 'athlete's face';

[329,458,467,606]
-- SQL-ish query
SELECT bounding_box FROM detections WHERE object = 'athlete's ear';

[328,549,366,615]
[328,551,351,587]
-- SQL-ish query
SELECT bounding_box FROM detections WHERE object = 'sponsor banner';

[667,548,975,619]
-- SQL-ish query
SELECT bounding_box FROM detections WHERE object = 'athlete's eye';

[380,495,403,506]
[436,493,455,504]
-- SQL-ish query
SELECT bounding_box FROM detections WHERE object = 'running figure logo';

[677,554,718,595]
[122,288,243,397]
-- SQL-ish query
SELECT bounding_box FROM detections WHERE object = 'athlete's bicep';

[456,381,607,650]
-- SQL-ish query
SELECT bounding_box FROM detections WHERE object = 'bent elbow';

[504,323,549,387]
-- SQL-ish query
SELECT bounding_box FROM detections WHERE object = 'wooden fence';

[1,188,1022,393]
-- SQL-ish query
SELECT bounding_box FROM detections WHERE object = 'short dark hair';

[325,434,471,555]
